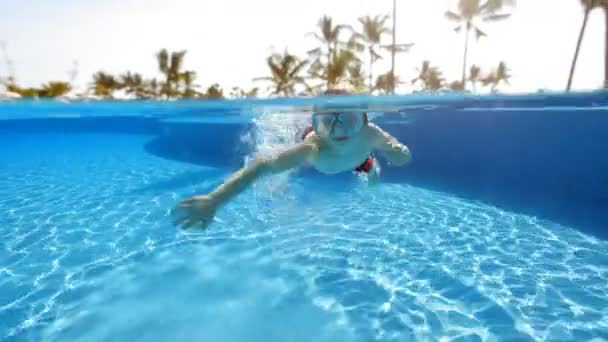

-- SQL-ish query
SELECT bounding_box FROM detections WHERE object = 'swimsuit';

[301,126,374,174]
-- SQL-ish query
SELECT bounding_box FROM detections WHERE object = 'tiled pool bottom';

[1,133,607,342]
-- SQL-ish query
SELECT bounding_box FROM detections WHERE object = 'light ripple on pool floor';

[1,133,607,342]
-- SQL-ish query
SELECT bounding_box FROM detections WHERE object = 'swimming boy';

[173,91,411,229]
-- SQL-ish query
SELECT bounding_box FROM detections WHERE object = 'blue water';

[1,93,608,342]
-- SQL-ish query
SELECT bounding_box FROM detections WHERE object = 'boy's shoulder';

[362,123,384,141]
[362,123,399,149]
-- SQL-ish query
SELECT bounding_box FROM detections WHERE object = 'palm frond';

[156,49,169,74]
[335,24,354,33]
[377,14,390,26]
[381,43,414,53]
[445,10,463,22]
[267,59,282,78]
[480,0,515,15]
[371,49,383,62]
[474,27,487,39]
[482,13,512,21]
[305,32,326,44]
[380,27,392,36]
[252,76,273,82]
[469,65,481,81]
[289,60,309,79]
[351,32,366,41]
[347,35,366,52]
[306,47,322,56]
[459,0,482,20]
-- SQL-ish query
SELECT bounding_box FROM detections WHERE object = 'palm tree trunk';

[604,7,608,88]
[391,0,396,94]
[327,43,332,90]
[461,25,470,87]
[164,73,171,98]
[567,9,590,91]
[369,49,374,91]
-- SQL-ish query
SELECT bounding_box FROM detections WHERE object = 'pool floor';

[1,133,607,341]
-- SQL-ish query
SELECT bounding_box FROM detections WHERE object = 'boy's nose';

[332,124,347,135]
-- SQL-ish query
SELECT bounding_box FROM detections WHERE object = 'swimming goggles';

[311,111,365,138]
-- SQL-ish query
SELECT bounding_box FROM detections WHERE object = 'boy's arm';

[209,141,318,207]
[368,123,411,166]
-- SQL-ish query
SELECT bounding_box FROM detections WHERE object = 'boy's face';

[312,111,365,143]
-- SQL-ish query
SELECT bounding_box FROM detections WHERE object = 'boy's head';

[311,89,368,143]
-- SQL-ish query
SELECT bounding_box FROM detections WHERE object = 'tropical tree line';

[568,0,608,90]
[90,49,239,100]
[2,48,259,100]
[412,60,511,92]
[258,0,608,95]
[255,0,517,96]
[5,81,72,98]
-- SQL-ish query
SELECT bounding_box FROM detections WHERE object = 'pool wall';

[377,105,608,235]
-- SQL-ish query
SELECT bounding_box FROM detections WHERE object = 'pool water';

[1,95,608,342]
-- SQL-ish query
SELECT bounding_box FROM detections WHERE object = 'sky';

[0,0,605,95]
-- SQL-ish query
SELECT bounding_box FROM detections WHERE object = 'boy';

[173,94,411,229]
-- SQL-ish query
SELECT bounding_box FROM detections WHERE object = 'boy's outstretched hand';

[172,195,219,229]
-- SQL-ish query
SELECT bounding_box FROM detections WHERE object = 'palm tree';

[156,48,187,98]
[412,61,431,88]
[390,0,397,93]
[229,87,259,98]
[179,70,198,98]
[353,15,391,90]
[448,80,465,90]
[156,49,169,96]
[445,0,515,87]
[375,71,400,94]
[254,50,308,96]
[480,72,495,90]
[412,61,444,91]
[493,61,511,90]
[325,49,359,89]
[567,0,602,90]
[469,64,482,92]
[39,81,72,98]
[425,69,445,91]
[481,61,511,92]
[92,71,119,98]
[119,72,145,98]
[348,62,367,93]
[144,78,159,98]
[0,41,15,83]
[490,62,511,92]
[205,84,223,99]
[10,86,39,98]
[244,87,259,98]
[307,16,350,89]
[382,0,415,94]
[604,0,608,87]
[230,87,242,98]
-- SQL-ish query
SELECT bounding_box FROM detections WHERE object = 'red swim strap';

[355,157,374,174]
